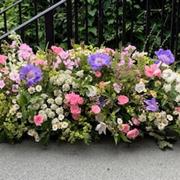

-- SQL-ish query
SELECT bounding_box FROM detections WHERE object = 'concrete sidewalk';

[0,138,179,180]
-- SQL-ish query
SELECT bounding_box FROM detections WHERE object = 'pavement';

[0,138,180,180]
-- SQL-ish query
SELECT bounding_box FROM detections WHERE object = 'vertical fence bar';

[18,2,24,41]
[122,0,126,45]
[74,0,79,43]
[34,0,39,45]
[170,0,176,50]
[175,0,180,58]
[130,0,134,43]
[3,12,7,33]
[160,0,165,44]
[66,0,73,48]
[145,0,150,51]
[98,0,103,46]
[45,10,54,47]
[85,0,88,44]
[115,0,120,48]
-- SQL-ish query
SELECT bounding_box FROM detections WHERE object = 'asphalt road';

[0,138,180,180]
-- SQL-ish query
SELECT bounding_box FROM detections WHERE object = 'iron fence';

[0,0,180,58]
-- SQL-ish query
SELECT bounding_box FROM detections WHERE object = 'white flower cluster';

[50,70,78,90]
[28,85,42,94]
[162,69,180,103]
[149,111,173,130]
[51,118,68,131]
[8,98,22,119]
[27,129,40,142]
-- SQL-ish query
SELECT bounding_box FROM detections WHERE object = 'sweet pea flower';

[65,92,84,105]
[70,105,81,115]
[155,48,175,65]
[91,105,101,114]
[127,128,140,139]
[33,114,44,126]
[9,71,20,84]
[118,95,129,105]
[132,117,140,126]
[145,64,161,78]
[63,59,75,70]
[120,123,130,133]
[95,122,107,135]
[18,43,33,60]
[51,46,63,55]
[144,98,159,112]
[0,80,5,89]
[0,55,7,65]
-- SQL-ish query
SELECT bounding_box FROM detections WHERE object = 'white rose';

[58,114,64,121]
[35,85,42,92]
[55,97,63,105]
[163,84,171,92]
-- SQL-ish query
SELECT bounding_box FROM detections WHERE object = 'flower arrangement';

[0,34,180,149]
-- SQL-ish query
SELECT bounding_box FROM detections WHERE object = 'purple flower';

[155,48,175,65]
[19,64,42,87]
[144,98,159,112]
[88,53,111,70]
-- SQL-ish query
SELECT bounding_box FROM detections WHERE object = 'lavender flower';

[88,53,111,70]
[19,64,42,87]
[144,98,159,112]
[155,48,175,65]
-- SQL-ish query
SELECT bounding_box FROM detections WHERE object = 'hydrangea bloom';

[155,48,175,65]
[19,64,42,86]
[88,53,111,70]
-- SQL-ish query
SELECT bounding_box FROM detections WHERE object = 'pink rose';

[0,55,7,65]
[118,95,129,105]
[145,64,161,78]
[132,117,140,126]
[72,114,80,120]
[175,107,180,112]
[91,105,101,114]
[120,123,130,133]
[51,46,63,55]
[127,128,139,139]
[33,114,44,126]
[70,105,81,115]
[95,71,102,78]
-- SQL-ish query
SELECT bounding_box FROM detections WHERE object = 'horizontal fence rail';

[0,0,180,59]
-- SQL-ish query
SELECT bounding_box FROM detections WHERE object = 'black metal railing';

[0,0,180,58]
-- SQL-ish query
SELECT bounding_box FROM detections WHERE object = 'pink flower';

[51,46,63,55]
[60,51,69,60]
[0,55,7,65]
[70,105,81,115]
[95,71,102,78]
[175,107,180,112]
[0,67,9,74]
[132,117,140,126]
[0,80,5,89]
[33,114,44,126]
[120,124,130,133]
[9,71,20,84]
[118,95,129,105]
[104,48,115,55]
[65,92,84,106]
[127,128,139,139]
[34,59,47,66]
[72,114,80,120]
[145,64,161,78]
[91,105,101,114]
[63,59,75,70]
[18,43,33,60]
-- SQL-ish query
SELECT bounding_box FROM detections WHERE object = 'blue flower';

[19,64,42,87]
[155,48,175,65]
[88,53,111,70]
[144,98,159,112]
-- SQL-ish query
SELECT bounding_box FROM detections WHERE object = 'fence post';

[45,10,54,48]
[98,0,103,46]
[66,0,73,48]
